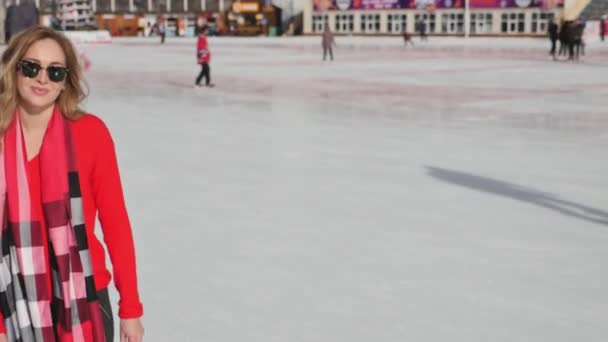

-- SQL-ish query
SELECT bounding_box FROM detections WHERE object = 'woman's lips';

[31,86,50,96]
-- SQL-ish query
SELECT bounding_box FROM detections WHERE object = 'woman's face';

[17,38,68,113]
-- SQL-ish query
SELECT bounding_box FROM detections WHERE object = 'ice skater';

[195,25,214,87]
[70,39,93,71]
[322,24,335,61]
[80,49,92,71]
[558,21,568,57]
[416,20,428,42]
[0,26,144,342]
[601,16,606,42]
[573,19,585,60]
[158,20,166,44]
[548,20,558,60]
[403,30,414,47]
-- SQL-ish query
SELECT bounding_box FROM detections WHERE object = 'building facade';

[304,0,564,35]
[56,0,96,29]
[8,0,280,36]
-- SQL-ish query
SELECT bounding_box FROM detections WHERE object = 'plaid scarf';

[0,107,105,341]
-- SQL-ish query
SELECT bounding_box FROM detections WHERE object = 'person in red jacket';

[195,25,214,87]
[0,27,144,342]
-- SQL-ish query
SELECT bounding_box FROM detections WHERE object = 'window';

[312,15,329,33]
[388,14,408,33]
[361,13,381,33]
[471,12,492,34]
[531,12,555,33]
[95,0,112,12]
[115,0,129,11]
[172,0,185,12]
[415,13,436,34]
[501,12,525,34]
[39,0,53,13]
[335,14,354,33]
[441,12,464,34]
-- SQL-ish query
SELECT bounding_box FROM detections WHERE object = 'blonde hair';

[0,26,88,137]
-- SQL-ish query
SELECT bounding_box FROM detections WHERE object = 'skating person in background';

[403,30,414,47]
[600,16,606,42]
[572,18,585,60]
[0,27,144,342]
[73,42,92,71]
[548,20,558,60]
[69,37,93,72]
[322,24,335,61]
[558,21,568,57]
[567,21,576,60]
[158,20,166,44]
[195,25,214,87]
[80,49,92,71]
[4,1,38,43]
[416,20,428,42]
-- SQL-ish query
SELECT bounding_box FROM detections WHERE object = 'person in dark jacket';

[4,5,15,43]
[5,1,38,43]
[558,20,569,57]
[417,20,428,41]
[600,16,606,42]
[573,19,585,60]
[548,20,559,60]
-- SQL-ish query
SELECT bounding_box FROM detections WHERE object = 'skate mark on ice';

[167,81,198,89]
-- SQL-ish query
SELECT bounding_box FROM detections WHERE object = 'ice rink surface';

[63,36,608,341]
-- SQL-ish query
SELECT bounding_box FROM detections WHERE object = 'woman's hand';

[120,318,144,342]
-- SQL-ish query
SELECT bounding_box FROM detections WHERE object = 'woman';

[0,27,144,341]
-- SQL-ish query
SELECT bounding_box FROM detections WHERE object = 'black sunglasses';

[17,60,69,83]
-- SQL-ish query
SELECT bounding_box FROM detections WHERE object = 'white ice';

[69,36,608,341]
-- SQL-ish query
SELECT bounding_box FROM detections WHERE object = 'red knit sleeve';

[0,310,5,333]
[91,118,144,319]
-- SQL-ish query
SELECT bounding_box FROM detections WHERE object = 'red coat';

[197,36,211,64]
